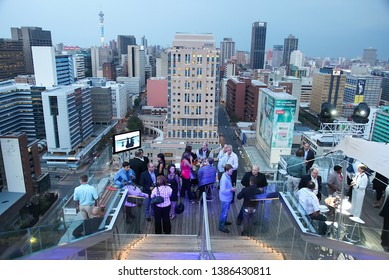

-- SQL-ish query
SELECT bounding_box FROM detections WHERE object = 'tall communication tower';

[99,10,104,47]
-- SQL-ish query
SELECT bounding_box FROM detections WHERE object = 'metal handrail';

[198,192,215,260]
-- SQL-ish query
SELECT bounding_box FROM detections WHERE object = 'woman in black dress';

[156,153,166,176]
[166,164,181,219]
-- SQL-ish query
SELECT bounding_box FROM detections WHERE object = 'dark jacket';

[305,149,315,172]
[237,185,263,208]
[241,171,268,188]
[298,174,322,200]
[129,157,148,185]
[139,169,159,195]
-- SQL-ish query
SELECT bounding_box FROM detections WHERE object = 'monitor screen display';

[112,130,141,154]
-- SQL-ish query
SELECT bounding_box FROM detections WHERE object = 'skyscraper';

[362,48,377,66]
[117,35,136,61]
[0,39,25,80]
[282,34,298,67]
[11,26,52,74]
[250,21,267,70]
[127,45,145,88]
[167,33,219,144]
[272,45,283,68]
[220,38,235,65]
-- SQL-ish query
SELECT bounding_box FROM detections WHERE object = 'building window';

[197,68,202,76]
[182,130,187,138]
[185,93,190,102]
[185,54,190,64]
[196,94,201,102]
[196,106,201,115]
[197,81,202,90]
[185,68,190,77]
[197,55,203,64]
[184,106,189,115]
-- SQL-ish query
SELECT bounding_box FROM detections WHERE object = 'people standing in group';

[196,141,211,164]
[197,157,217,201]
[219,145,239,203]
[218,164,236,233]
[237,165,268,225]
[129,150,148,185]
[139,162,159,222]
[237,176,263,236]
[372,172,389,208]
[286,148,307,194]
[327,165,343,196]
[180,152,195,203]
[303,143,315,173]
[298,167,322,201]
[123,183,148,223]
[296,181,328,236]
[156,153,166,176]
[151,175,172,234]
[114,161,136,189]
[166,164,181,219]
[349,164,369,218]
[379,184,389,251]
[73,174,99,220]
[217,144,229,182]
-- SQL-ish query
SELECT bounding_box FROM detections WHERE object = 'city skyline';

[0,0,389,60]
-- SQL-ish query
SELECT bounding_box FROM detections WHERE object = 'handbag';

[175,199,185,214]
[150,187,164,205]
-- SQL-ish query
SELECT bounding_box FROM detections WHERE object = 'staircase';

[123,234,284,260]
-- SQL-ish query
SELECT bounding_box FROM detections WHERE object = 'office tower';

[226,77,267,122]
[167,33,219,145]
[282,34,298,67]
[0,39,26,80]
[310,67,346,116]
[156,52,168,78]
[32,46,75,87]
[220,38,235,65]
[236,51,248,65]
[102,61,116,81]
[127,45,145,88]
[117,35,136,61]
[42,85,93,155]
[106,81,127,119]
[342,75,382,118]
[250,21,267,70]
[381,77,389,104]
[73,54,86,80]
[372,106,389,143]
[272,45,283,68]
[141,35,148,49]
[90,87,113,124]
[362,48,377,66]
[290,50,304,67]
[11,26,52,74]
[0,81,45,143]
[300,77,313,104]
[91,47,114,77]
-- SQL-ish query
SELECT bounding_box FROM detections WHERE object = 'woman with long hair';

[150,175,172,234]
[166,164,181,219]
[180,152,194,203]
[156,153,166,176]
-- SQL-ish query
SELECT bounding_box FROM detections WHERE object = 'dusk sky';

[1,0,388,60]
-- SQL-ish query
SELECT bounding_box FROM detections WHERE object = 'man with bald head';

[237,165,268,225]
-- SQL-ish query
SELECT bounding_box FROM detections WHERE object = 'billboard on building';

[354,79,366,103]
[271,99,296,148]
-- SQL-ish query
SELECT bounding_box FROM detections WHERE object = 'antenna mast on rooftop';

[99,9,104,47]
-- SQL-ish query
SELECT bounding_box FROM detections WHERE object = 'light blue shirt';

[219,173,233,203]
[73,183,98,206]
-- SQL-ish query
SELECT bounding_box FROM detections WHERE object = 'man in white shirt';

[219,145,239,202]
[296,181,327,236]
[217,144,228,181]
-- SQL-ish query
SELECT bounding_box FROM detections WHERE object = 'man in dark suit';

[138,149,150,165]
[303,143,315,173]
[139,162,159,222]
[129,150,148,185]
[298,167,322,201]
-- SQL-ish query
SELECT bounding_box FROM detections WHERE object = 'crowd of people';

[72,142,389,251]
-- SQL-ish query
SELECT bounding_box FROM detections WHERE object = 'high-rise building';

[289,50,304,67]
[11,26,52,74]
[167,33,219,145]
[342,75,382,118]
[250,21,267,70]
[90,87,113,125]
[220,38,235,65]
[0,80,45,143]
[372,106,389,143]
[272,45,283,68]
[362,48,377,66]
[102,61,116,81]
[0,39,26,80]
[127,45,145,88]
[91,47,114,77]
[310,67,346,116]
[117,35,136,61]
[282,34,298,67]
[381,77,389,104]
[147,77,168,108]
[42,85,93,156]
